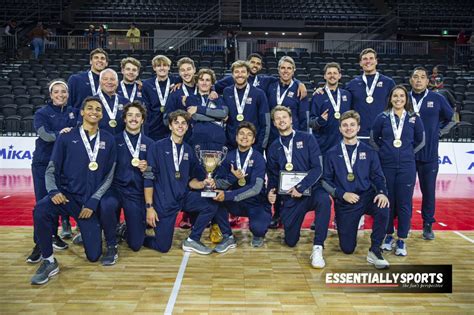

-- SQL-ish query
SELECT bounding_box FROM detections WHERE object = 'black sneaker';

[101,245,118,266]
[52,235,69,250]
[310,222,315,231]
[116,222,127,243]
[72,232,83,245]
[60,218,72,239]
[31,258,59,285]
[26,244,42,264]
[423,222,435,240]
[269,217,280,229]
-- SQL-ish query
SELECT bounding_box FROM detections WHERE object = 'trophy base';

[201,191,217,198]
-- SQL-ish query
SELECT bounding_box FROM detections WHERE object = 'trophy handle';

[220,146,228,165]
[194,145,201,162]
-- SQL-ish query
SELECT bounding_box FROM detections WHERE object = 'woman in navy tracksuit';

[27,79,79,263]
[371,85,425,256]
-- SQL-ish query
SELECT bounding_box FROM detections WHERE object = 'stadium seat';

[4,115,21,135]
[1,104,18,117]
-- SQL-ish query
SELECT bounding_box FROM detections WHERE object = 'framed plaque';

[278,171,311,196]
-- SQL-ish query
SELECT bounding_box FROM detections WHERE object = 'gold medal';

[366,96,374,104]
[236,114,244,121]
[109,119,117,128]
[160,106,165,113]
[88,161,98,171]
[334,112,341,119]
[175,171,181,179]
[131,158,140,167]
[285,162,293,171]
[347,173,355,182]
[393,139,402,148]
[238,178,246,186]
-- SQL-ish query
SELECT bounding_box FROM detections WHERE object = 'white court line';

[454,231,474,244]
[165,252,190,315]
[438,222,447,227]
[2,195,11,199]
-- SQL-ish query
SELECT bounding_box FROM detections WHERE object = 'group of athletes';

[27,47,455,285]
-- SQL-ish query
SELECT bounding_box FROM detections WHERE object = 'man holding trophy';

[267,106,331,269]
[211,122,271,252]
[143,110,220,255]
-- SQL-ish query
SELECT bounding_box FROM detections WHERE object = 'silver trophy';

[195,145,227,198]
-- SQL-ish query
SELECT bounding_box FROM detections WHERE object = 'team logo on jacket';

[248,160,254,167]
[140,144,147,151]
[208,101,216,109]
[287,91,294,98]
[99,141,106,149]
[377,82,383,87]
[296,141,304,149]
[245,98,253,104]
[69,112,75,119]
[118,104,124,110]
[359,152,366,160]
[137,92,142,97]
[427,101,434,108]
[342,95,347,101]
[409,117,416,124]
[183,153,189,160]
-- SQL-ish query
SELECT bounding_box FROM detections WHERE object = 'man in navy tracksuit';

[117,57,144,105]
[96,68,128,135]
[310,62,352,155]
[322,110,390,270]
[143,110,219,254]
[67,48,109,109]
[99,101,153,265]
[215,53,308,98]
[212,122,271,251]
[371,85,425,256]
[223,60,270,153]
[409,67,455,240]
[267,106,331,269]
[30,96,117,285]
[345,48,395,142]
[142,55,180,140]
[27,80,78,263]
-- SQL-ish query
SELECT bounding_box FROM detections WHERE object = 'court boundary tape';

[453,231,474,244]
[165,251,190,315]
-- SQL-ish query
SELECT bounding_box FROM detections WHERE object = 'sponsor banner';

[452,143,474,174]
[325,265,452,293]
[0,137,36,169]
[438,142,458,174]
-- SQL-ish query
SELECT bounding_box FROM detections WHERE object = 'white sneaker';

[310,245,325,269]
[358,216,365,230]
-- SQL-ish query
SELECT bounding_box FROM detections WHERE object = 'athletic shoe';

[395,239,407,256]
[182,239,213,255]
[229,215,240,227]
[178,215,192,229]
[269,217,281,229]
[310,245,326,269]
[367,250,390,269]
[310,222,315,231]
[31,258,59,285]
[422,222,435,240]
[60,218,72,239]
[116,222,127,243]
[214,235,237,253]
[72,233,83,245]
[209,223,223,243]
[251,236,264,248]
[381,235,394,251]
[52,235,69,250]
[26,244,42,264]
[101,245,118,266]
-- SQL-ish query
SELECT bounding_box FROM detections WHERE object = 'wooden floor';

[0,227,473,314]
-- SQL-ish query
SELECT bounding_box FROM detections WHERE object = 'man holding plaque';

[30,96,117,285]
[212,122,271,251]
[223,60,270,153]
[96,68,128,134]
[99,101,153,265]
[143,110,219,254]
[267,106,331,269]
[322,110,390,269]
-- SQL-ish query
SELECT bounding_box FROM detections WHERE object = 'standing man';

[99,101,153,265]
[142,55,179,140]
[213,122,271,251]
[267,106,331,269]
[126,23,141,51]
[117,57,144,104]
[310,62,352,154]
[409,67,455,240]
[143,110,219,254]
[322,110,390,269]
[96,68,128,135]
[30,96,117,285]
[225,31,237,68]
[223,60,270,153]
[68,48,109,109]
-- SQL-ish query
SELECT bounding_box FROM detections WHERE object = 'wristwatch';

[146,203,153,209]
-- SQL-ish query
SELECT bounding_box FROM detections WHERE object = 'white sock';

[187,237,193,242]
[44,255,55,263]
